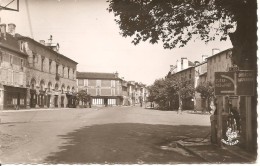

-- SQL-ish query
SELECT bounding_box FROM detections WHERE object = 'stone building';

[16,34,78,109]
[194,61,207,111]
[127,81,135,105]
[0,23,28,110]
[171,66,196,109]
[76,72,123,106]
[206,48,232,83]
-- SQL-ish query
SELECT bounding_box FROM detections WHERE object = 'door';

[54,95,58,107]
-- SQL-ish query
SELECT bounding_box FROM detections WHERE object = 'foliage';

[76,89,91,105]
[147,77,194,110]
[178,81,195,100]
[195,81,214,112]
[107,0,257,70]
[195,81,214,99]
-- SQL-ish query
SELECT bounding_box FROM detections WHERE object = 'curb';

[222,147,256,163]
[0,108,72,113]
[176,141,210,163]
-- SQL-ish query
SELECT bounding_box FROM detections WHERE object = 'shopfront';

[3,85,27,110]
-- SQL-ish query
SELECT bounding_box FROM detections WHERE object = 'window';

[72,69,75,79]
[21,59,24,69]
[41,57,44,71]
[111,80,115,87]
[97,89,101,96]
[56,64,59,74]
[62,66,65,77]
[68,68,70,78]
[10,55,13,65]
[0,52,2,64]
[78,79,84,86]
[97,80,101,87]
[49,60,52,73]
[33,54,36,67]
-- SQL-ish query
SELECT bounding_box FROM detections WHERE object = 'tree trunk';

[228,0,257,152]
[228,0,257,70]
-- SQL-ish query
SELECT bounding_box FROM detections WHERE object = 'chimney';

[39,40,45,45]
[202,55,208,62]
[212,48,220,56]
[115,71,118,78]
[194,61,200,66]
[47,35,52,46]
[7,23,16,36]
[0,24,7,39]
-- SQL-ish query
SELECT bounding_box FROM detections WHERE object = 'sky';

[0,0,233,85]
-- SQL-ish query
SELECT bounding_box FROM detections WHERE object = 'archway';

[54,83,59,107]
[39,79,46,107]
[46,82,52,108]
[30,78,37,108]
[61,84,65,107]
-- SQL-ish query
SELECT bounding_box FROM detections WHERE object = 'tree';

[147,77,195,111]
[76,89,90,108]
[107,0,257,70]
[195,81,214,112]
[177,81,195,113]
[147,77,179,110]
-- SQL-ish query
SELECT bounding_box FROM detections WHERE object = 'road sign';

[214,70,255,96]
[237,71,255,96]
[215,72,236,96]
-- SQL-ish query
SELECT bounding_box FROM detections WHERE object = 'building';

[0,23,28,110]
[206,48,232,83]
[168,57,195,75]
[127,81,135,105]
[194,61,207,111]
[77,72,123,106]
[16,34,78,109]
[171,66,196,109]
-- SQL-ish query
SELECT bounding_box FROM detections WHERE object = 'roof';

[172,66,195,75]
[207,48,233,59]
[16,34,78,64]
[0,33,28,57]
[188,61,195,66]
[77,72,120,80]
[194,61,207,67]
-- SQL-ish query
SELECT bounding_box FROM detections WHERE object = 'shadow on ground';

[45,123,210,164]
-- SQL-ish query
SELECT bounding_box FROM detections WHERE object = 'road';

[0,106,211,164]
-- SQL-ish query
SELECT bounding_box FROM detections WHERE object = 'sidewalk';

[177,139,257,163]
[0,107,102,113]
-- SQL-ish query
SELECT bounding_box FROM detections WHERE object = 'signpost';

[215,72,236,96]
[237,71,255,96]
[214,70,255,150]
[215,71,255,96]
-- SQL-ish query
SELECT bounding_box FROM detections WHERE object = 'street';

[0,106,219,164]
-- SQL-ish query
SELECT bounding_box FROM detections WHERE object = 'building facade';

[194,61,207,111]
[16,34,78,109]
[0,24,28,110]
[206,48,233,83]
[77,72,123,106]
[171,66,196,109]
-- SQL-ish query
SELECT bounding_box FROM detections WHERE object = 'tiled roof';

[77,72,119,80]
[207,48,232,59]
[0,33,27,57]
[16,34,78,64]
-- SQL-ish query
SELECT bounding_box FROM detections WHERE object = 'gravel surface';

[0,106,211,164]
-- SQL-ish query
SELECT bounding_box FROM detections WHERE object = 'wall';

[207,49,232,84]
